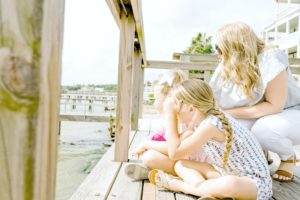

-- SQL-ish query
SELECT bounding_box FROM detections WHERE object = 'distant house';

[263,0,300,58]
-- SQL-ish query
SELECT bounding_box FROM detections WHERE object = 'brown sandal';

[273,155,296,182]
[148,169,182,191]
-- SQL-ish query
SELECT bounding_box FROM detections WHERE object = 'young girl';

[150,70,186,141]
[125,71,207,179]
[149,79,272,200]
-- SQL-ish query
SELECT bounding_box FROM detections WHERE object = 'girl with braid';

[125,70,209,180]
[149,79,272,200]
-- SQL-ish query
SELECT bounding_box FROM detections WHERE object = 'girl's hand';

[163,97,180,114]
[130,142,148,158]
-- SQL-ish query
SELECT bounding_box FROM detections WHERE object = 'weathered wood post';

[114,6,135,161]
[0,0,65,199]
[138,68,144,119]
[131,49,142,130]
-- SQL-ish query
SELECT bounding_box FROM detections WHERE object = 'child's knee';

[174,160,190,174]
[220,176,239,189]
[141,150,159,167]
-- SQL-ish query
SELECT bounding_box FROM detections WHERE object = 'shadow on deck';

[69,118,300,200]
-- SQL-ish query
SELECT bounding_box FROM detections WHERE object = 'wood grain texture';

[175,193,198,200]
[130,0,147,65]
[138,66,144,118]
[146,60,217,71]
[104,131,149,199]
[105,0,121,28]
[155,187,175,200]
[131,50,142,130]
[142,181,155,200]
[114,8,135,161]
[0,0,64,199]
[69,143,122,200]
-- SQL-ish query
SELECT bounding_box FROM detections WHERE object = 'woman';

[210,22,300,182]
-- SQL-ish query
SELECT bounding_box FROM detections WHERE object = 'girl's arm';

[164,102,218,160]
[225,70,288,119]
[144,141,168,154]
[131,140,168,158]
[180,129,194,140]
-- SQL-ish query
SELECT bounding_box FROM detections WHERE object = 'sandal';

[124,163,150,180]
[148,169,181,190]
[273,155,297,182]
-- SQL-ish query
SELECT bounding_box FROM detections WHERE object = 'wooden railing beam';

[146,60,217,70]
[105,0,121,28]
[130,0,147,65]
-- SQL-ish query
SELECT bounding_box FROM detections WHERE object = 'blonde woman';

[210,22,300,182]
[149,79,272,200]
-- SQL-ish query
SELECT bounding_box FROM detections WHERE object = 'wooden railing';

[148,54,300,82]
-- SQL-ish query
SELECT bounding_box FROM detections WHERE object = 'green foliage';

[101,84,117,92]
[184,32,213,54]
[64,84,81,91]
[61,84,117,92]
[184,33,214,78]
[146,80,152,87]
[148,93,155,105]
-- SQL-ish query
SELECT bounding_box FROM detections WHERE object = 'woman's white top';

[209,48,300,110]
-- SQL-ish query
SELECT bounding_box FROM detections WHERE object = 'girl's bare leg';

[174,160,221,185]
[161,160,257,199]
[170,175,257,200]
[141,149,176,175]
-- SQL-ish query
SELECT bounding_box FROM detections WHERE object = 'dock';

[70,118,300,200]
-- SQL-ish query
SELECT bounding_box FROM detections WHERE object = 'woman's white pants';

[237,109,300,161]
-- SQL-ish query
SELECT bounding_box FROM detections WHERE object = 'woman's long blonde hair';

[173,79,233,171]
[216,22,265,98]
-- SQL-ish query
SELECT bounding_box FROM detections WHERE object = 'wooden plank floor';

[71,118,300,200]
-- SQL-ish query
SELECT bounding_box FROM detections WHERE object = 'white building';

[264,0,300,58]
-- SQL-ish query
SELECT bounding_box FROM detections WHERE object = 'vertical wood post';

[179,55,190,78]
[114,7,135,161]
[204,70,211,82]
[0,0,65,200]
[138,64,144,118]
[131,49,142,130]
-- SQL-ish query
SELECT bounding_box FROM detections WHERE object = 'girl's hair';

[216,22,265,99]
[173,79,233,171]
[158,70,185,96]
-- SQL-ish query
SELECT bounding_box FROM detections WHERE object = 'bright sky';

[61,0,278,85]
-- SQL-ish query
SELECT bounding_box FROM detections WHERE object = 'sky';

[61,0,278,85]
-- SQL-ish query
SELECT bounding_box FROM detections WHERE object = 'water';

[56,121,113,200]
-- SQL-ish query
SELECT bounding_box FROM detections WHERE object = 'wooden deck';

[70,118,300,200]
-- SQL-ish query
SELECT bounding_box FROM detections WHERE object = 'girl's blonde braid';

[208,108,233,171]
